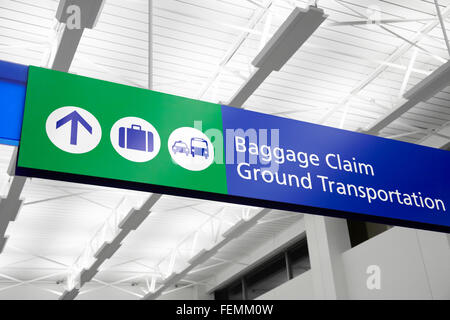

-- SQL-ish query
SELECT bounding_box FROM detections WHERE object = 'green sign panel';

[17,66,227,195]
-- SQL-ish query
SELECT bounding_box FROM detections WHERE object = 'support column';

[304,214,351,299]
[45,0,105,71]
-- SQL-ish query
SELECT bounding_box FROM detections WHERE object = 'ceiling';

[0,0,449,299]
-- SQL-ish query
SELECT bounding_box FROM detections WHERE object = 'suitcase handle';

[131,124,142,130]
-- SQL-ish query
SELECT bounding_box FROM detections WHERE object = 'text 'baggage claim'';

[233,136,446,212]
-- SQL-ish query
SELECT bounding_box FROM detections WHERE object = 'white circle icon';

[46,106,102,154]
[168,127,214,171]
[110,117,161,162]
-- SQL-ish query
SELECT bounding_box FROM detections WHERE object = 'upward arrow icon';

[56,111,93,145]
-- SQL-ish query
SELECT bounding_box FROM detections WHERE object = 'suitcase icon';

[118,124,154,152]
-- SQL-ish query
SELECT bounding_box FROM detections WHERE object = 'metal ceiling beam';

[227,67,272,107]
[87,205,229,298]
[1,0,105,255]
[59,193,161,300]
[141,208,271,300]
[433,0,450,56]
[45,0,105,72]
[197,0,273,100]
[0,148,25,254]
[227,6,327,108]
[60,1,157,299]
[363,59,450,135]
[319,4,450,125]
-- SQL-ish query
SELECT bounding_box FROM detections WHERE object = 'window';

[214,237,309,300]
[287,239,310,278]
[347,219,391,247]
[245,255,287,300]
[214,279,243,300]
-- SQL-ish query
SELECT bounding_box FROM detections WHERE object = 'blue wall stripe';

[0,60,28,83]
[0,60,29,146]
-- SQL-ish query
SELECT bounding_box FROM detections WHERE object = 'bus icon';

[191,137,209,159]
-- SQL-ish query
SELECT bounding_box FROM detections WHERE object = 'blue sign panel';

[0,60,28,146]
[221,105,450,231]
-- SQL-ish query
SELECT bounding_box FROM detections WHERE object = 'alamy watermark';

[366,264,381,290]
[194,120,282,173]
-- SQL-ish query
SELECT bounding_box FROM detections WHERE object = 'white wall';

[253,226,450,301]
[342,227,450,299]
[257,270,314,300]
